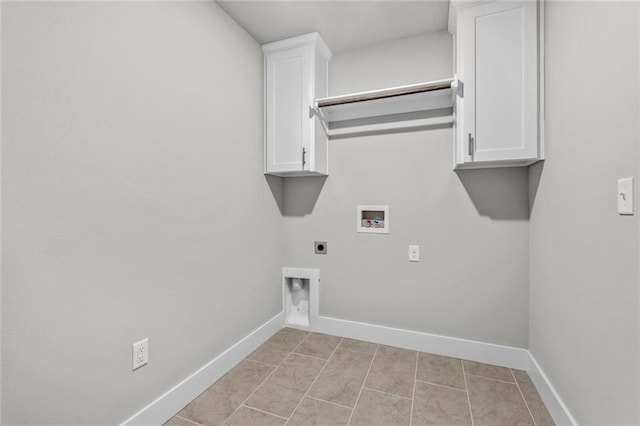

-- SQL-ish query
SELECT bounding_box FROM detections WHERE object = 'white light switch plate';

[618,177,634,215]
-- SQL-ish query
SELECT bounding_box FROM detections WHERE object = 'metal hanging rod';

[315,78,455,108]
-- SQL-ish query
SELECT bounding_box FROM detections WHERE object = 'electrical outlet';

[132,338,148,371]
[315,241,327,255]
[409,245,420,262]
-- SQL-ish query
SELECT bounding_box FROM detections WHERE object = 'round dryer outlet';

[314,241,327,255]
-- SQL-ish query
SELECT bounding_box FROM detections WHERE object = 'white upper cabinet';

[263,33,331,176]
[451,0,542,169]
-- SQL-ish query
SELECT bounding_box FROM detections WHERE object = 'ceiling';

[216,1,451,53]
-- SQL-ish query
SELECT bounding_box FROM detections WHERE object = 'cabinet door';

[462,1,538,162]
[265,46,312,173]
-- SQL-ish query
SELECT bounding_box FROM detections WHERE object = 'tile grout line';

[240,404,289,420]
[409,351,419,426]
[464,372,516,385]
[346,344,379,425]
[284,338,345,425]
[414,378,467,393]
[306,395,354,410]
[511,369,538,426]
[174,415,204,426]
[461,360,475,426]
[221,330,310,425]
[245,358,280,368]
[290,351,332,362]
[336,345,377,356]
[362,386,413,401]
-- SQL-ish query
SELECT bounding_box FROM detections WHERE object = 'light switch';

[618,177,634,215]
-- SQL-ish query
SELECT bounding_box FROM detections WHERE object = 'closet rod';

[316,78,455,108]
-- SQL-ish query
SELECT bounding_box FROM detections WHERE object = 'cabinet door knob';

[302,147,307,169]
[468,133,475,159]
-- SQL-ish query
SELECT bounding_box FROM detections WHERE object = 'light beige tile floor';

[166,329,555,426]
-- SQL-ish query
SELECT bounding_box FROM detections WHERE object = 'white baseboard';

[121,312,574,426]
[527,352,577,426]
[312,315,529,370]
[313,315,574,426]
[120,312,284,426]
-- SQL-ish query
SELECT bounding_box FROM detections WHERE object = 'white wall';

[7,2,639,424]
[1,2,283,424]
[282,32,530,348]
[529,2,640,424]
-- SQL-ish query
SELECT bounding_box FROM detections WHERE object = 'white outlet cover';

[618,177,634,215]
[132,338,148,371]
[409,245,420,262]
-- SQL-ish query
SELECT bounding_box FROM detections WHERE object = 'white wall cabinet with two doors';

[451,0,543,169]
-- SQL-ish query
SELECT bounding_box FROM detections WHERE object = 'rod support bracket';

[452,77,463,98]
[310,105,330,136]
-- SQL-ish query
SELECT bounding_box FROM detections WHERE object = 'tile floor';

[166,328,555,426]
